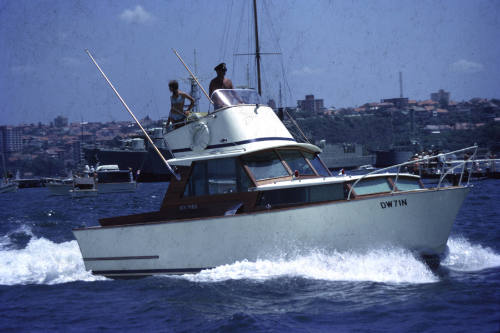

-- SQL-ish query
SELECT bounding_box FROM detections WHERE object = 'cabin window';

[185,161,207,196]
[257,183,345,207]
[309,183,344,202]
[394,178,422,191]
[352,177,392,195]
[278,150,315,176]
[183,158,251,197]
[303,152,331,177]
[241,151,289,181]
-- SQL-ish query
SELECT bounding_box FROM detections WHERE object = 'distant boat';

[374,148,414,168]
[47,165,136,196]
[83,129,173,182]
[0,180,18,193]
[94,164,137,193]
[14,170,43,188]
[1,150,17,193]
[46,176,75,196]
[316,141,375,170]
[68,172,96,198]
[413,158,499,182]
[69,186,98,198]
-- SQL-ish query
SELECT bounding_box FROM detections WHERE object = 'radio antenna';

[85,49,180,181]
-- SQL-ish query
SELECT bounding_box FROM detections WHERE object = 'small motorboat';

[69,174,97,198]
[46,177,74,196]
[95,165,137,194]
[0,180,18,194]
[69,187,98,198]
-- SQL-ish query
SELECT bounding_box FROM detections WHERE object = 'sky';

[1,0,499,125]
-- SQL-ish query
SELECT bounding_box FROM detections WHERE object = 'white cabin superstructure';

[164,90,317,165]
[73,90,473,278]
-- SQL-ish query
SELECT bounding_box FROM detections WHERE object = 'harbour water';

[1,180,499,332]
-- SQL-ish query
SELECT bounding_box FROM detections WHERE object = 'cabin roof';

[167,142,322,166]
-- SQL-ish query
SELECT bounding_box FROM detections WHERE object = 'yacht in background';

[83,128,173,182]
[69,176,97,198]
[46,171,75,195]
[47,165,136,196]
[316,140,375,170]
[0,151,17,193]
[0,179,18,193]
[95,165,137,193]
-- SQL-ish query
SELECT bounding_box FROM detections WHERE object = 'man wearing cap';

[209,63,234,97]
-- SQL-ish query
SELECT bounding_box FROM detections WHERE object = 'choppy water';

[1,180,499,332]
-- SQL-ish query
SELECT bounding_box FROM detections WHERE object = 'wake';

[182,236,500,284]
[0,233,498,286]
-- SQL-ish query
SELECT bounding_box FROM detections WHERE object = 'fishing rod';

[84,49,180,181]
[172,49,214,105]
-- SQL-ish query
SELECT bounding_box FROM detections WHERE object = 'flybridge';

[161,89,315,165]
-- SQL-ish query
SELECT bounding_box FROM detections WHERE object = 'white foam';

[0,234,11,249]
[441,236,500,272]
[2,234,496,286]
[181,248,438,284]
[0,238,106,285]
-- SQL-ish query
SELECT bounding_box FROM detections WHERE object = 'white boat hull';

[74,187,469,277]
[70,189,98,198]
[47,181,136,195]
[46,183,72,195]
[0,183,18,193]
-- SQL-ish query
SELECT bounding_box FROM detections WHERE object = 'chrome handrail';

[347,146,478,200]
[436,157,499,188]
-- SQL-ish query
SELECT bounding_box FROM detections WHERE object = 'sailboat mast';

[253,0,262,95]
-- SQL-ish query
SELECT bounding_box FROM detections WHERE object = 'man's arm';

[224,78,234,89]
[209,79,216,97]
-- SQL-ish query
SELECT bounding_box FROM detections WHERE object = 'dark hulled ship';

[83,128,173,182]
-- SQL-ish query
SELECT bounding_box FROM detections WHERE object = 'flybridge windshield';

[211,89,263,109]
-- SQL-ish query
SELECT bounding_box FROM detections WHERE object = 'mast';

[1,148,6,179]
[399,71,403,98]
[190,49,200,113]
[253,0,262,95]
[279,82,282,108]
[234,1,279,94]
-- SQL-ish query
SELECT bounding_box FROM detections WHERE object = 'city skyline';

[1,0,499,125]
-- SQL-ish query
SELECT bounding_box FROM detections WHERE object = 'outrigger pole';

[84,49,180,181]
[172,49,214,105]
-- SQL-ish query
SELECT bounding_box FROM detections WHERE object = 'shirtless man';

[208,63,233,97]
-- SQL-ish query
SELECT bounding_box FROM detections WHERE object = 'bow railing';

[347,146,478,200]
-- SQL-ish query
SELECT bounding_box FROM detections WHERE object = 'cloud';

[119,5,154,24]
[11,65,36,75]
[450,59,484,74]
[291,66,323,76]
